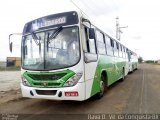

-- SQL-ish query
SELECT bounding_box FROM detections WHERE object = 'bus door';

[82,26,98,99]
[113,41,120,81]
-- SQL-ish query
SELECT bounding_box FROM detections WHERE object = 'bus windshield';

[22,26,80,70]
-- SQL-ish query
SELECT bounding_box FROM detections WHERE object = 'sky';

[0,0,160,61]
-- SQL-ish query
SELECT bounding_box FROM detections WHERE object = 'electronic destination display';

[23,11,79,34]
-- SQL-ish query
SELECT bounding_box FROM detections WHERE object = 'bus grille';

[23,70,75,88]
[36,90,57,95]
[28,73,66,81]
[33,83,61,86]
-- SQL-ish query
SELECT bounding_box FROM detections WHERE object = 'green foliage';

[0,66,20,71]
[145,60,155,63]
[138,56,143,63]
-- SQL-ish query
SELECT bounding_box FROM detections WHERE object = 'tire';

[96,75,106,99]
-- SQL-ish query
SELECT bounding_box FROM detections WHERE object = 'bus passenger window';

[105,36,114,56]
[84,27,96,54]
[96,30,106,55]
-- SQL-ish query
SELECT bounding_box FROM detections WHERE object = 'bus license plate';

[65,92,78,96]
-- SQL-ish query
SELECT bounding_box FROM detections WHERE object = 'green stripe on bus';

[90,55,126,96]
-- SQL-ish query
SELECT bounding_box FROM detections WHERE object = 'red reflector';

[65,92,79,96]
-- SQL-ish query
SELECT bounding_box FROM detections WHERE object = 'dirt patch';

[0,89,22,105]
[0,71,21,92]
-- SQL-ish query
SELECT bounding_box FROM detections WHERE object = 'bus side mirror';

[9,42,13,53]
[8,33,22,53]
[89,28,95,39]
[9,34,13,53]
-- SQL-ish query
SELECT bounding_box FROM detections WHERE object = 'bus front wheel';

[96,75,106,99]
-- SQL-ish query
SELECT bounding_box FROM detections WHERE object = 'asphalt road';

[0,64,160,120]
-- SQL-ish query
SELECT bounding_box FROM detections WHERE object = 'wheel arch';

[101,70,108,86]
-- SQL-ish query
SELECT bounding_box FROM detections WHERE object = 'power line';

[70,0,90,18]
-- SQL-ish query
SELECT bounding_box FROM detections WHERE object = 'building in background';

[157,59,160,64]
[6,57,21,67]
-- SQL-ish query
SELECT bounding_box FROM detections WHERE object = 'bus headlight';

[63,72,83,87]
[21,76,30,87]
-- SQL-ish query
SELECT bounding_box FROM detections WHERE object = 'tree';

[138,56,143,63]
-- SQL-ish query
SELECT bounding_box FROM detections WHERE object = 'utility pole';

[116,17,128,41]
[118,26,128,41]
[116,17,119,40]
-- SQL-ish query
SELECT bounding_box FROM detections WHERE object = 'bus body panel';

[20,48,86,100]
[21,82,85,101]
[84,61,98,99]
[89,55,126,97]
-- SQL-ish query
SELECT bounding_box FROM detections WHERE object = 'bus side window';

[105,35,113,56]
[113,41,118,57]
[110,39,114,55]
[119,44,122,57]
[123,47,126,58]
[116,42,119,57]
[122,46,125,58]
[121,45,124,58]
[84,27,96,54]
[96,30,106,55]
[110,39,114,47]
[127,49,131,62]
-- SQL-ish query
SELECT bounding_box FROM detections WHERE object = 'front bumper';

[21,82,86,101]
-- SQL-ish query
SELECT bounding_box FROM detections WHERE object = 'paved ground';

[0,64,160,120]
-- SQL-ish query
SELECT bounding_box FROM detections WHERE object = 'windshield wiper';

[47,26,63,52]
[31,32,40,45]
[31,32,42,57]
[47,26,63,43]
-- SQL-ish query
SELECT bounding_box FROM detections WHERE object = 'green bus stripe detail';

[90,55,126,96]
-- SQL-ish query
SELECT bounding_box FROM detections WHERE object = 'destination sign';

[44,17,66,27]
[23,11,78,34]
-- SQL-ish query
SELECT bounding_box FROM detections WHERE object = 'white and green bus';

[9,11,138,101]
[127,49,138,72]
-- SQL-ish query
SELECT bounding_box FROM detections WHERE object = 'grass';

[0,66,20,71]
